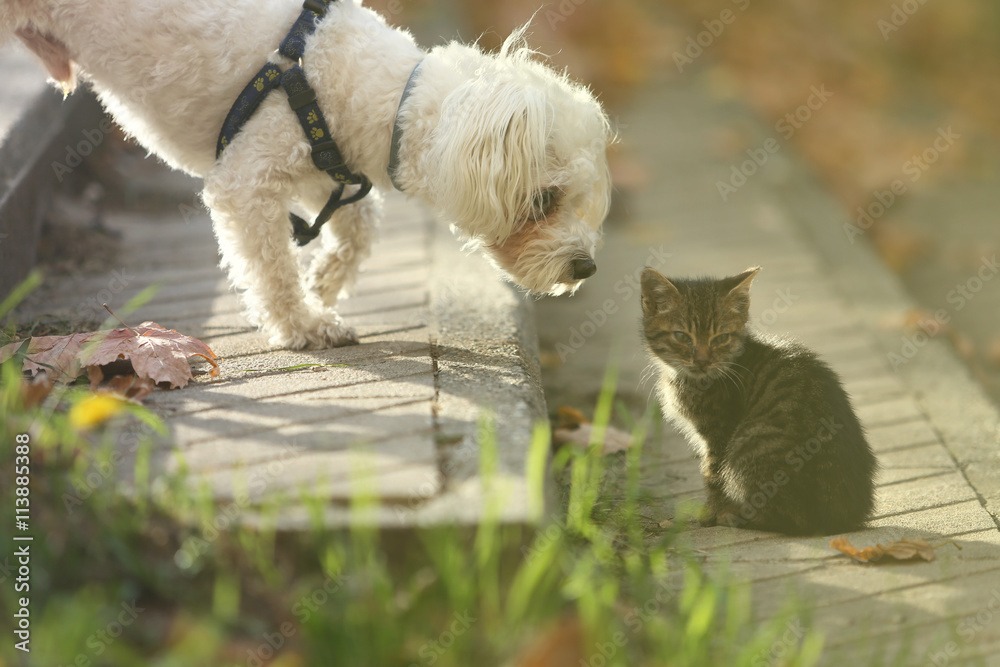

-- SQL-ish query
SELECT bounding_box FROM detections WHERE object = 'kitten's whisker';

[638,361,657,389]
[717,363,747,393]
[727,361,756,378]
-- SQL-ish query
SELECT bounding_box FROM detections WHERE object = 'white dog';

[4,0,612,349]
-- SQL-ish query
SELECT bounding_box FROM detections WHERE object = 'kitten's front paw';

[715,508,745,528]
[696,506,718,527]
[698,503,746,528]
[268,310,358,350]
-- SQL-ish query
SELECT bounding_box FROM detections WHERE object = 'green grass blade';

[0,270,42,321]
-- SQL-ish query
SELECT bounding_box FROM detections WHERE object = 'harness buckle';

[303,0,329,16]
[286,87,317,110]
[311,141,347,172]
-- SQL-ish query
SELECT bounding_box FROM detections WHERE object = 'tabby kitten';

[640,266,877,536]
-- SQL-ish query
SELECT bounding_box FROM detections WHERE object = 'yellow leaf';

[69,394,126,431]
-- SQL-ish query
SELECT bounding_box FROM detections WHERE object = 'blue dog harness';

[216,0,371,246]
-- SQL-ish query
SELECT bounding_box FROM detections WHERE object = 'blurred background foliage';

[369,0,1000,404]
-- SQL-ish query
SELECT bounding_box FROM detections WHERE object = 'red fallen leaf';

[0,322,219,389]
[82,322,219,388]
[830,537,960,564]
[0,332,92,381]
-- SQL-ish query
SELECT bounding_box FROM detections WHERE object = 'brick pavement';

[535,71,1000,664]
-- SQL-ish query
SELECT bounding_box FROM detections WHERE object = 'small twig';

[932,540,963,552]
[103,304,139,336]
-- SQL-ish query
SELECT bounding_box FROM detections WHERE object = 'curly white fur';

[6,0,612,348]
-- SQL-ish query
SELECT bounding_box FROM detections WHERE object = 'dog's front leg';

[304,188,381,308]
[203,174,358,350]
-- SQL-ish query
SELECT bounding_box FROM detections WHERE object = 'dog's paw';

[268,311,359,350]
[308,249,361,308]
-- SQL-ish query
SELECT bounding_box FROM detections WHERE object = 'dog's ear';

[16,28,77,93]
[432,77,550,243]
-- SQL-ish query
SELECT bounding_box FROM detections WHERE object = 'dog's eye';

[530,188,559,220]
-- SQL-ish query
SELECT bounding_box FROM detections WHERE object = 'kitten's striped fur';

[641,267,877,535]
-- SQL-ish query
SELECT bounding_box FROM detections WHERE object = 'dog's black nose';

[571,257,597,280]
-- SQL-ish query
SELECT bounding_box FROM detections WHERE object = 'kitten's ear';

[640,268,681,315]
[722,266,760,315]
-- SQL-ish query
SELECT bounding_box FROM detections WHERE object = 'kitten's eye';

[672,331,693,345]
[530,188,559,220]
[711,333,731,346]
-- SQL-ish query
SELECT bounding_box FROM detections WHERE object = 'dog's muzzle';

[570,257,597,280]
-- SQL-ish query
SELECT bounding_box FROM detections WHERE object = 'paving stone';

[873,472,979,518]
[808,566,1000,651]
[870,499,996,535]
[749,528,1000,622]
[191,431,440,502]
[842,374,907,402]
[856,397,926,428]
[167,395,431,448]
[876,443,958,486]
[867,419,942,452]
[170,399,433,470]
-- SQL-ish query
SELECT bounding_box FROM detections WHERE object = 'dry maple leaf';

[830,537,959,564]
[0,332,92,380]
[0,321,219,390]
[82,322,219,388]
